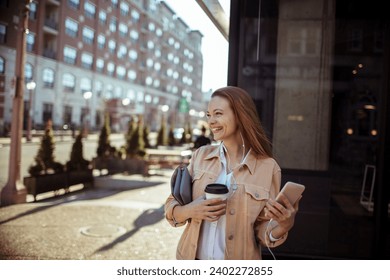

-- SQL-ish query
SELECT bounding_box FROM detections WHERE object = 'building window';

[116,66,126,80]
[131,10,140,23]
[349,28,363,52]
[118,23,128,37]
[42,68,55,88]
[374,30,384,53]
[108,40,116,54]
[146,58,153,68]
[24,63,33,81]
[156,28,163,37]
[84,2,95,19]
[62,73,76,92]
[64,46,77,64]
[105,84,113,99]
[99,10,106,25]
[174,42,180,50]
[63,105,72,125]
[153,79,160,88]
[80,77,91,94]
[114,86,122,98]
[67,0,79,10]
[81,52,93,69]
[130,30,139,41]
[154,62,161,71]
[145,76,153,86]
[111,0,118,9]
[29,2,37,20]
[82,26,94,44]
[107,62,115,76]
[96,58,104,73]
[117,44,127,58]
[125,89,135,101]
[120,2,129,16]
[0,56,4,74]
[0,24,6,43]
[128,50,138,62]
[109,17,117,32]
[65,18,78,38]
[97,34,105,49]
[42,103,53,123]
[148,22,155,32]
[26,32,35,52]
[95,80,103,97]
[147,40,154,50]
[127,70,136,81]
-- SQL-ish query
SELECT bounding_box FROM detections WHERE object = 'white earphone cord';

[265,219,277,260]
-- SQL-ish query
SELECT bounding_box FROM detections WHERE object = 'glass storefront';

[229,0,390,258]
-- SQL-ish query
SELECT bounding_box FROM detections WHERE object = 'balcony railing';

[43,49,57,59]
[44,18,58,30]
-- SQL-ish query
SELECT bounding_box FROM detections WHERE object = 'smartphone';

[275,181,305,207]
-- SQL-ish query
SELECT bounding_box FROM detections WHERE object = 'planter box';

[24,173,68,201]
[68,169,94,189]
[92,157,148,176]
[24,170,94,201]
[123,158,148,176]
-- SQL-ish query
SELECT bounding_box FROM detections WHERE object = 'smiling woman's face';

[206,96,238,142]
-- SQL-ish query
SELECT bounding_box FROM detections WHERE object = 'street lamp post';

[83,91,92,137]
[1,0,31,206]
[161,104,170,125]
[26,80,36,142]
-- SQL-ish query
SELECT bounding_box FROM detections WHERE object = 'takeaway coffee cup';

[204,183,229,200]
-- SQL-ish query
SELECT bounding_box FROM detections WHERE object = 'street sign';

[179,98,189,113]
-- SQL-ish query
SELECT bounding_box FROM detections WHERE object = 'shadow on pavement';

[0,177,165,226]
[92,205,165,254]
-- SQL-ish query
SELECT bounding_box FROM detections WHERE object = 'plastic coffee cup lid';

[204,183,229,194]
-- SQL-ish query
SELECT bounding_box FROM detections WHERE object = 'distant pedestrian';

[193,125,211,149]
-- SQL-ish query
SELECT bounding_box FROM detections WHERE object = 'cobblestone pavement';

[0,173,184,260]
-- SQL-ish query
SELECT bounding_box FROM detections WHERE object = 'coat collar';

[204,143,257,175]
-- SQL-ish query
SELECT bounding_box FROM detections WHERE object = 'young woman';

[165,86,300,260]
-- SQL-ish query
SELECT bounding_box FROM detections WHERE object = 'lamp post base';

[1,181,27,206]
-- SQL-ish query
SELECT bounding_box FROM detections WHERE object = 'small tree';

[96,113,112,157]
[143,125,151,148]
[125,117,137,155]
[168,126,175,146]
[157,116,168,146]
[66,132,90,171]
[28,120,64,176]
[127,119,145,158]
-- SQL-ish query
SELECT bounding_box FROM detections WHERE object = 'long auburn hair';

[211,86,273,158]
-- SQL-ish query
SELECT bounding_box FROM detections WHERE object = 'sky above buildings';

[163,0,230,93]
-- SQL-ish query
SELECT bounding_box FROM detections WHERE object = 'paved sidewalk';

[0,173,184,260]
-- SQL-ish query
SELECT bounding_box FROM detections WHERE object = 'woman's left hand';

[265,193,301,233]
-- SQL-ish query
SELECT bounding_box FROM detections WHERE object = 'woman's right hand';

[174,196,227,223]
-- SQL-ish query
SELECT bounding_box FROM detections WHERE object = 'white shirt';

[196,143,248,260]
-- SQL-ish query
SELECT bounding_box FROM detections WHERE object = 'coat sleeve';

[255,160,288,248]
[164,148,200,227]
